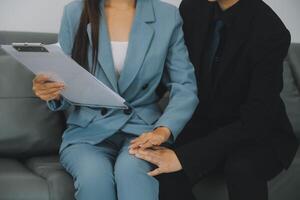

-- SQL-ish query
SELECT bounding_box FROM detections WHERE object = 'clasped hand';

[129,127,171,154]
[129,127,183,176]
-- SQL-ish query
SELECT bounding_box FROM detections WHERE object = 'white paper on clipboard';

[1,44,128,109]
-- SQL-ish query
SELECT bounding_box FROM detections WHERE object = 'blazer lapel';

[87,3,119,92]
[118,0,155,95]
[193,2,215,69]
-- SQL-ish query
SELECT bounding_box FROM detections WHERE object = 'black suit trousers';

[158,144,283,200]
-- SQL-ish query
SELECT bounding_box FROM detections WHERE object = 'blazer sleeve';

[46,5,73,112]
[47,97,71,112]
[175,29,292,182]
[154,9,199,140]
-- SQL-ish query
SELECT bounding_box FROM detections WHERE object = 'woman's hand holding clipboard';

[1,43,128,109]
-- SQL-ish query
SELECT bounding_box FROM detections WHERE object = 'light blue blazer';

[48,0,199,153]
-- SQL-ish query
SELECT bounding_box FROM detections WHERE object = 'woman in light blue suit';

[33,0,198,199]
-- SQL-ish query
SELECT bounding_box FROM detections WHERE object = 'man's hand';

[135,146,183,176]
[129,127,171,154]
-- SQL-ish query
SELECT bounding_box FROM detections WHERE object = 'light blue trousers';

[60,132,159,200]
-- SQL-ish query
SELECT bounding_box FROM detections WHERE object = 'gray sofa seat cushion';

[0,159,49,200]
[26,156,75,200]
[26,156,64,174]
[269,149,300,200]
[0,51,66,157]
[193,149,300,200]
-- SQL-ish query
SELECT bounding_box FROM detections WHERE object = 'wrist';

[54,95,61,101]
[154,127,171,141]
[172,150,183,171]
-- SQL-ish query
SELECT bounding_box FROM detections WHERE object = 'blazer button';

[123,107,132,115]
[101,108,108,116]
[142,84,149,90]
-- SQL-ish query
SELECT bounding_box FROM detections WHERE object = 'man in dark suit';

[134,0,299,200]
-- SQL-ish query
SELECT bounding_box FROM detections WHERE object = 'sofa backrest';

[0,31,65,158]
[0,31,58,45]
[281,43,300,141]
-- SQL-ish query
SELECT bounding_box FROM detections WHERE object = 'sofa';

[0,31,299,200]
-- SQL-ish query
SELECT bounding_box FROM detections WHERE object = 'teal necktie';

[208,20,224,71]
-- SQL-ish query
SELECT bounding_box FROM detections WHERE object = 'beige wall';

[0,0,299,42]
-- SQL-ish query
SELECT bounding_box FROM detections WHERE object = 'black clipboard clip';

[12,43,49,53]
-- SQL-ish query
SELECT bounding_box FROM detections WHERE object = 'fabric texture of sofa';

[0,31,299,200]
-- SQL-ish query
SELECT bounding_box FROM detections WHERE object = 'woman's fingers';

[139,141,155,150]
[33,76,49,91]
[33,75,62,88]
[37,92,61,101]
[34,85,64,101]
[37,82,64,90]
[33,74,50,83]
[33,74,65,102]
[129,132,165,152]
[139,138,162,150]
[39,91,61,101]
[129,139,148,150]
[129,133,151,149]
[35,87,63,95]
[33,83,64,92]
[130,132,148,144]
[148,168,163,177]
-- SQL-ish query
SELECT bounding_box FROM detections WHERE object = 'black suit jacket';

[175,0,299,182]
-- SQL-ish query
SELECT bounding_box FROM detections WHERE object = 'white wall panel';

[0,0,299,42]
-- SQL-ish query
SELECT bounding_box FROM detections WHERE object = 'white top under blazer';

[110,41,129,78]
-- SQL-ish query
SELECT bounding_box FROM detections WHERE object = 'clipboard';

[1,43,128,109]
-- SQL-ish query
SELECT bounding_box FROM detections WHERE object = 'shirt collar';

[214,1,241,27]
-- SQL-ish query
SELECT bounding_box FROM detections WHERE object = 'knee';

[60,145,114,187]
[114,153,152,181]
[224,157,256,179]
[114,152,159,199]
[77,164,113,184]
